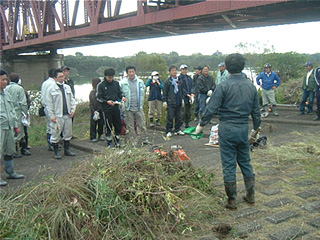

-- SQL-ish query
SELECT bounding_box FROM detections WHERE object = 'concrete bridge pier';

[0,50,64,88]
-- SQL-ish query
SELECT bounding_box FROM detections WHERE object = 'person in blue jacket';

[256,63,281,117]
[145,71,163,127]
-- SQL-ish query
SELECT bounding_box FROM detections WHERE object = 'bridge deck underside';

[3,1,320,54]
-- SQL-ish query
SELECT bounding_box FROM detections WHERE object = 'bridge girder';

[0,0,319,54]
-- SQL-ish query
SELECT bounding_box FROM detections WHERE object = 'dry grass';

[0,148,219,239]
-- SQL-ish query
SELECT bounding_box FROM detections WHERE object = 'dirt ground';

[1,106,320,239]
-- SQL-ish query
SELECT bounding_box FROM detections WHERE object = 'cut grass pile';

[0,148,218,239]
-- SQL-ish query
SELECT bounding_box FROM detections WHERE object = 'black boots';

[224,181,237,210]
[313,110,320,121]
[64,141,76,156]
[53,143,61,159]
[150,118,154,127]
[156,119,161,126]
[47,133,54,151]
[4,155,24,180]
[20,139,31,156]
[243,176,255,205]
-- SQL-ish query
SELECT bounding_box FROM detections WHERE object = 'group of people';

[2,53,320,212]
[89,63,230,144]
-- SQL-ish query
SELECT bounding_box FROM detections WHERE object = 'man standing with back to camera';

[195,53,261,210]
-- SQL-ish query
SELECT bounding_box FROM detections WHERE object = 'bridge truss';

[0,0,319,54]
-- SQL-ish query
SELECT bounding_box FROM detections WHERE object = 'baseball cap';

[61,66,70,71]
[180,64,188,69]
[151,71,159,76]
[304,61,313,67]
[194,66,203,70]
[218,62,225,67]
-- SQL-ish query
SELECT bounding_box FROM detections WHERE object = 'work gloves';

[249,129,260,144]
[207,90,213,97]
[163,102,167,109]
[206,97,211,104]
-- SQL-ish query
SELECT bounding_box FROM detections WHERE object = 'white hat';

[151,71,159,76]
[180,64,188,69]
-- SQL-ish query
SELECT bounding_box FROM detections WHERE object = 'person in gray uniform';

[195,53,261,210]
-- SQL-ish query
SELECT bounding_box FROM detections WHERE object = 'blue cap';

[304,61,313,67]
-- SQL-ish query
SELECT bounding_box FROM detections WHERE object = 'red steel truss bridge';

[1,0,320,54]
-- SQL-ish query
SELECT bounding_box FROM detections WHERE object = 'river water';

[74,83,92,103]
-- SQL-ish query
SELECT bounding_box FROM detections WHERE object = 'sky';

[59,21,320,58]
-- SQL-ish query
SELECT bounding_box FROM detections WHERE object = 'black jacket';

[198,74,215,94]
[97,79,122,111]
[163,77,183,107]
[200,74,261,130]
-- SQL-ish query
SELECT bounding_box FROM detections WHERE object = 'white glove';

[182,100,185,108]
[206,97,211,105]
[207,90,213,97]
[190,96,195,104]
[194,124,204,135]
[249,129,260,143]
[93,111,100,121]
[163,102,167,109]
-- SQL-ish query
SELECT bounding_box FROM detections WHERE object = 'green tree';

[262,52,308,81]
[75,52,83,57]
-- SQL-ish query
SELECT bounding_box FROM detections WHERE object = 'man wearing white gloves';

[197,66,215,118]
[195,53,261,210]
[163,65,185,137]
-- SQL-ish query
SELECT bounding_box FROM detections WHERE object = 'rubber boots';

[156,119,161,126]
[273,105,279,116]
[0,178,8,186]
[53,143,61,159]
[64,140,76,156]
[243,176,255,205]
[4,155,24,179]
[224,181,237,210]
[47,133,54,151]
[20,139,31,156]
[313,110,320,121]
[150,118,154,127]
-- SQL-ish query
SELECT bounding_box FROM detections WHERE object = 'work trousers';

[218,123,254,183]
[14,113,25,142]
[166,105,182,133]
[262,88,277,106]
[183,102,192,125]
[193,93,199,115]
[124,109,147,141]
[90,110,104,139]
[198,93,209,115]
[0,128,16,156]
[50,115,72,143]
[103,108,122,138]
[316,85,320,111]
[300,89,315,113]
[148,100,162,119]
[44,108,52,134]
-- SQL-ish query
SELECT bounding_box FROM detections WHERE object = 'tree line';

[64,47,320,85]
